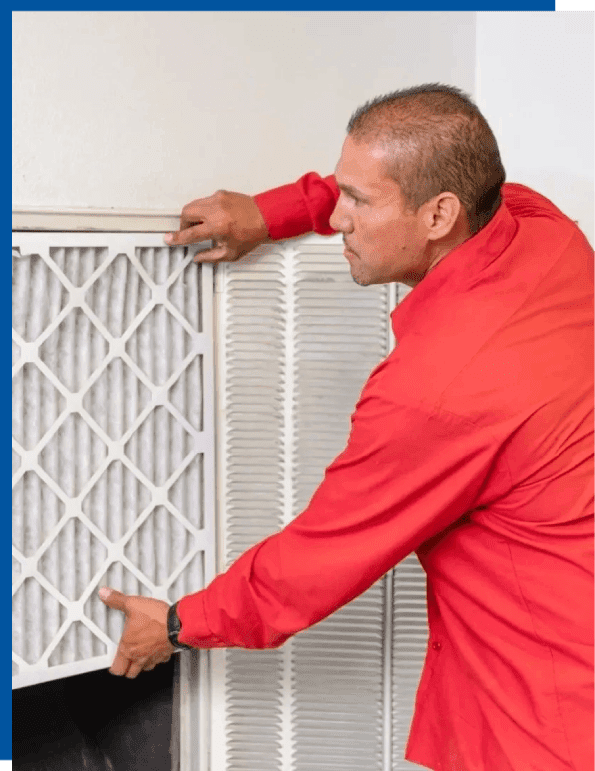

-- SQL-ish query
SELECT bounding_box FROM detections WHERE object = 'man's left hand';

[99,587,176,678]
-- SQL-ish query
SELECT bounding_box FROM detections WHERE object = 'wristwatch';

[167,601,193,650]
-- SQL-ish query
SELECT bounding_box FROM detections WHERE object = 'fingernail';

[164,234,173,245]
[99,587,110,600]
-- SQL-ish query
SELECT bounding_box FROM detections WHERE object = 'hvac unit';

[12,220,426,771]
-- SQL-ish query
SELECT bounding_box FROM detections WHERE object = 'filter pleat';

[28,257,47,342]
[167,296,188,579]
[109,251,128,338]
[12,254,28,340]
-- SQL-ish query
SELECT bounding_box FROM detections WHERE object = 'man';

[99,84,593,770]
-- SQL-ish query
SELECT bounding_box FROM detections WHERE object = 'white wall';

[476,11,594,244]
[13,12,593,245]
[12,11,475,211]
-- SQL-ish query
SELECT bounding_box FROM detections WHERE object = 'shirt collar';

[391,198,518,339]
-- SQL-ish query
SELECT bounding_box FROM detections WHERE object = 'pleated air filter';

[12,233,215,689]
[214,234,427,771]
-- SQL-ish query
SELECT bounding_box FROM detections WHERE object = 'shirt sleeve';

[253,172,339,240]
[176,360,503,649]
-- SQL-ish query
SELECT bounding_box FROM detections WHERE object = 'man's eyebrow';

[338,183,367,199]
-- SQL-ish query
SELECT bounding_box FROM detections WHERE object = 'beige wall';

[12,11,476,211]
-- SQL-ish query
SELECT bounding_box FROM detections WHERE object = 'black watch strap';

[167,601,193,650]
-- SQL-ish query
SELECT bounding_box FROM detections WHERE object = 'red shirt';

[178,176,594,771]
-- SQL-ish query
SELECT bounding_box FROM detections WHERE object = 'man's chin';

[350,272,370,287]
[347,261,372,286]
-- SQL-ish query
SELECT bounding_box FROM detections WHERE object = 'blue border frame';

[12,1,555,7]
[10,1,562,762]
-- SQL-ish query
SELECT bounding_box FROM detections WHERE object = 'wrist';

[167,601,194,650]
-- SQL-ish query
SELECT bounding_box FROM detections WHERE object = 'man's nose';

[329,202,353,233]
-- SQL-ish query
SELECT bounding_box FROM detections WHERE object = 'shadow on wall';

[13,659,175,771]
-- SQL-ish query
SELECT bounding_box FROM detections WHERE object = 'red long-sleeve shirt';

[178,176,594,771]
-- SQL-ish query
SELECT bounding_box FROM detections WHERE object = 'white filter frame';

[12,232,216,693]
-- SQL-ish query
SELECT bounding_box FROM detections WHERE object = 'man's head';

[329,84,506,287]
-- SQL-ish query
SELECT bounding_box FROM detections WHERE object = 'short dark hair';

[347,84,506,234]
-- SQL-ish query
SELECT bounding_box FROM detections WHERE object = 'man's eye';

[341,190,364,206]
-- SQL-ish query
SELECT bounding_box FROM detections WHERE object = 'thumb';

[99,586,128,612]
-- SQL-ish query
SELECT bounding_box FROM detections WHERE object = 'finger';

[99,586,128,612]
[144,649,173,671]
[150,650,173,666]
[178,202,210,234]
[193,244,230,263]
[109,649,131,677]
[125,660,146,679]
[165,223,212,247]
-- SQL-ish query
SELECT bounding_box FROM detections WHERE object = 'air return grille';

[214,235,427,771]
[12,233,215,689]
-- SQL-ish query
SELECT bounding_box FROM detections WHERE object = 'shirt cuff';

[254,173,339,240]
[176,590,228,649]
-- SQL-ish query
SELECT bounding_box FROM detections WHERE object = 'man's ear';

[421,192,464,241]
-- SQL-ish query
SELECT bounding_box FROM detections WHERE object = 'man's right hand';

[164,190,270,263]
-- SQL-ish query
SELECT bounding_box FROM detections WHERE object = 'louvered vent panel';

[12,234,215,689]
[391,554,429,770]
[216,234,426,771]
[222,251,286,560]
[218,247,288,771]
[291,244,388,771]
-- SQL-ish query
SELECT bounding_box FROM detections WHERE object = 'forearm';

[175,392,495,650]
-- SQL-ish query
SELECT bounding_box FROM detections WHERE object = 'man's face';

[330,135,430,287]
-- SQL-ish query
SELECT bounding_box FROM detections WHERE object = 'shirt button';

[431,641,442,651]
